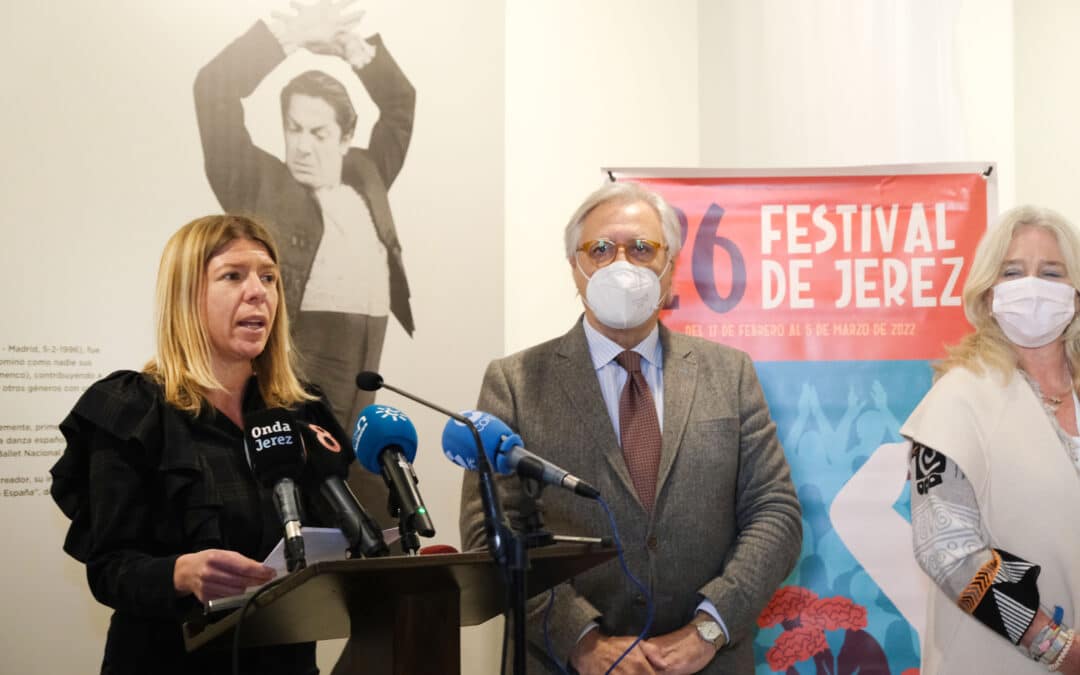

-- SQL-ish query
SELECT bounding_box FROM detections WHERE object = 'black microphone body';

[378,445,435,537]
[272,478,305,571]
[299,421,389,558]
[505,449,600,500]
[317,476,389,557]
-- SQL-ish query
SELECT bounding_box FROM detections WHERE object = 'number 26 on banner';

[667,204,746,314]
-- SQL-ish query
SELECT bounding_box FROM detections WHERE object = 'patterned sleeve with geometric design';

[910,442,1042,644]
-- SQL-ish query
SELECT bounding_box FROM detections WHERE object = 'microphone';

[352,404,436,538]
[243,408,307,572]
[442,411,600,499]
[355,371,384,392]
[298,421,389,558]
[355,371,511,565]
[356,372,469,425]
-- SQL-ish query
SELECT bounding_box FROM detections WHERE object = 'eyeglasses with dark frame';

[576,238,667,268]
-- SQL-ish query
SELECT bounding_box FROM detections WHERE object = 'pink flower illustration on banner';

[758,585,891,674]
[759,585,820,628]
[766,626,829,671]
[801,596,868,632]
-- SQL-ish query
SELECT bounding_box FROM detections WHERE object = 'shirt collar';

[582,318,662,371]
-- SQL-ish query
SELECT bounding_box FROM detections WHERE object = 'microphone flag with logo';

[352,405,435,538]
[243,407,307,571]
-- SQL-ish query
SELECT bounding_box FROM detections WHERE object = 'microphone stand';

[387,490,421,556]
[520,477,612,548]
[360,375,528,675]
[518,477,554,549]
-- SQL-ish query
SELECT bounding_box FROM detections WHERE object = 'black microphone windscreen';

[244,408,306,487]
[355,371,384,392]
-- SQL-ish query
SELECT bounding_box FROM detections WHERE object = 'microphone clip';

[515,476,556,549]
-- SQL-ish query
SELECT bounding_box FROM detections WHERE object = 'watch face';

[697,620,722,643]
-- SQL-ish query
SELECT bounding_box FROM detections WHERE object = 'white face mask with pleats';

[991,275,1077,348]
[579,260,669,330]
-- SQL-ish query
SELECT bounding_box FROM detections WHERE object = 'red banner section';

[626,172,989,361]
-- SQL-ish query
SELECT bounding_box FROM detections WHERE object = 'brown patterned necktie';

[615,350,662,511]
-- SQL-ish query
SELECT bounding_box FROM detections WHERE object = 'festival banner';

[612,165,995,675]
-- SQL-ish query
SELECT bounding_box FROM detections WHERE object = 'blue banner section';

[752,360,933,675]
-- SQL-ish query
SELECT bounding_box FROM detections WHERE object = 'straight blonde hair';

[937,205,1080,386]
[144,214,314,413]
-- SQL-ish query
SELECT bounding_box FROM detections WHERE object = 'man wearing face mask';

[459,181,802,674]
[902,205,1080,675]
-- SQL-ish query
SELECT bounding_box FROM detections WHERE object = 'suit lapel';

[554,320,640,501]
[657,325,696,497]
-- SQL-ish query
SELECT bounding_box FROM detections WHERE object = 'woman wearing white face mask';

[901,205,1080,675]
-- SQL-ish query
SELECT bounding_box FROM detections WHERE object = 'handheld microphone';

[243,408,307,572]
[352,405,436,538]
[442,411,600,499]
[298,421,389,558]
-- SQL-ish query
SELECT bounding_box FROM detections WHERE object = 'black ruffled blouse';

[51,370,346,675]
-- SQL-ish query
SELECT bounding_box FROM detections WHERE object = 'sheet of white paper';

[262,526,403,577]
[262,527,347,577]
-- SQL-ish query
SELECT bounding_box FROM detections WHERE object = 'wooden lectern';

[183,542,615,675]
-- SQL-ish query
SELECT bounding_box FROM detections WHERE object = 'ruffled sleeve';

[50,370,213,618]
[53,371,160,559]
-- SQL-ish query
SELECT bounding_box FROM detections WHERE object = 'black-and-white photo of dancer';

[194,0,414,514]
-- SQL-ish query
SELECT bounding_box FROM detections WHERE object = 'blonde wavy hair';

[937,204,1080,386]
[144,214,314,413]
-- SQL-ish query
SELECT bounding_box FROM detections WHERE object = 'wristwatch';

[693,617,726,649]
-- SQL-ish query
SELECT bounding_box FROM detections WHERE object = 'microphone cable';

[231,573,290,675]
[541,495,655,675]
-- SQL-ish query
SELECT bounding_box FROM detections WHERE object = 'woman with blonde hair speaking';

[903,205,1080,674]
[51,214,348,674]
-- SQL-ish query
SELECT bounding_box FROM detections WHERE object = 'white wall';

[1014,0,1080,221]
[697,0,1014,206]
[504,0,702,355]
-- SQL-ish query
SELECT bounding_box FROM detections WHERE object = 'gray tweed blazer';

[459,319,801,674]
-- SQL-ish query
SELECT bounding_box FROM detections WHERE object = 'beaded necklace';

[1020,369,1080,467]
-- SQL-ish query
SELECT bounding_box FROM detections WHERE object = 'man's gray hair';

[563,182,683,260]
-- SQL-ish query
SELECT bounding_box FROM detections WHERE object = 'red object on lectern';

[418,543,459,555]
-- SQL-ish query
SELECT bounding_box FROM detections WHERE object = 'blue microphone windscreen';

[441,411,521,475]
[352,404,418,474]
[441,416,483,471]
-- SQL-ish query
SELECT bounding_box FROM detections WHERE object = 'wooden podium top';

[183,542,616,652]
